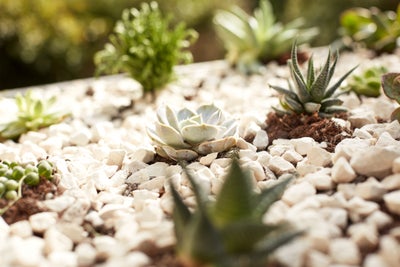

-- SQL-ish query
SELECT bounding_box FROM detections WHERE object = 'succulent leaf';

[382,72,400,102]
[181,124,219,144]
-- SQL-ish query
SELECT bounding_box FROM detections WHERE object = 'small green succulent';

[0,90,70,141]
[170,158,302,267]
[270,43,357,117]
[340,5,400,54]
[213,0,318,74]
[147,104,237,161]
[0,159,54,215]
[342,66,388,97]
[382,72,400,121]
[94,1,198,95]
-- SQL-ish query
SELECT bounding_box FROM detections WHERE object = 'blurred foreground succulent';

[170,158,302,267]
[214,0,318,73]
[0,159,54,215]
[270,44,357,117]
[94,1,198,95]
[382,72,400,121]
[0,90,70,141]
[340,5,400,54]
[147,104,237,161]
[342,66,387,97]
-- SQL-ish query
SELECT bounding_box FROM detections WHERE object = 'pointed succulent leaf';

[309,50,331,101]
[220,221,281,254]
[324,64,358,98]
[391,107,400,121]
[181,124,219,144]
[320,98,343,109]
[269,84,299,101]
[306,55,315,88]
[212,158,254,227]
[161,146,198,161]
[283,95,304,114]
[290,42,306,86]
[289,61,312,103]
[322,106,348,115]
[197,104,222,125]
[155,122,188,148]
[183,166,210,212]
[221,118,238,137]
[33,100,44,117]
[177,107,197,122]
[382,73,400,102]
[252,174,293,220]
[157,105,179,131]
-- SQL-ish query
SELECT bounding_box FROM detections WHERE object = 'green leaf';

[306,55,315,88]
[212,158,254,227]
[324,64,358,98]
[309,49,331,101]
[382,72,400,102]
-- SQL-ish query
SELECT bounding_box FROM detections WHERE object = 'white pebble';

[9,220,32,238]
[329,238,361,265]
[348,223,379,251]
[306,146,331,167]
[252,129,269,150]
[29,212,58,234]
[44,227,74,254]
[383,190,400,215]
[290,137,318,155]
[282,181,316,206]
[331,157,356,183]
[47,251,78,267]
[268,156,296,175]
[355,177,387,201]
[107,149,126,167]
[75,243,97,267]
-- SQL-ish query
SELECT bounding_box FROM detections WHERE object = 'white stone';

[274,239,309,267]
[332,138,371,163]
[44,227,74,254]
[55,222,88,243]
[128,147,154,163]
[107,149,126,167]
[29,212,58,234]
[69,128,92,146]
[306,146,331,167]
[62,198,91,224]
[75,243,97,267]
[376,131,400,147]
[306,250,330,267]
[348,223,379,251]
[43,195,75,213]
[329,238,361,265]
[103,251,150,267]
[383,190,400,215]
[252,129,269,150]
[9,220,32,238]
[138,176,165,191]
[136,199,164,229]
[282,150,303,164]
[365,210,393,231]
[379,235,400,267]
[290,137,318,155]
[47,251,78,267]
[352,128,373,139]
[393,157,400,173]
[337,183,356,200]
[348,113,377,128]
[364,254,389,267]
[282,181,316,206]
[7,236,45,267]
[268,156,296,175]
[0,217,10,239]
[320,207,348,229]
[93,235,125,259]
[296,159,321,176]
[199,152,218,166]
[355,177,387,201]
[132,190,160,211]
[347,197,379,222]
[381,173,400,190]
[305,172,334,191]
[331,157,356,183]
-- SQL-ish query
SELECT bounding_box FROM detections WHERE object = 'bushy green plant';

[269,43,357,117]
[340,5,400,54]
[169,158,301,267]
[94,1,198,94]
[213,0,318,73]
[0,160,54,215]
[147,104,237,161]
[0,90,70,141]
[342,66,388,97]
[382,72,400,121]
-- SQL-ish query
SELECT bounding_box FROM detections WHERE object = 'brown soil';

[0,178,59,224]
[265,112,353,152]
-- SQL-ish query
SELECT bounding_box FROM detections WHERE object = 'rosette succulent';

[382,72,400,121]
[270,43,357,117]
[147,104,237,161]
[342,66,387,97]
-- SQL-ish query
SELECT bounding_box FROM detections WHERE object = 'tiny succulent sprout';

[95,1,197,95]
[169,158,302,267]
[147,104,238,161]
[270,43,357,117]
[382,72,400,121]
[37,160,53,180]
[342,66,387,97]
[214,0,318,74]
[0,90,70,141]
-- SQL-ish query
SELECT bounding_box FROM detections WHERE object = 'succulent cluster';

[94,1,198,94]
[0,160,53,215]
[340,5,400,54]
[170,158,302,267]
[270,44,357,117]
[0,90,70,141]
[147,104,237,161]
[214,0,318,74]
[342,66,388,97]
[382,72,400,121]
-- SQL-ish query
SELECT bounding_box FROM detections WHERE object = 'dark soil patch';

[0,178,59,224]
[265,112,353,152]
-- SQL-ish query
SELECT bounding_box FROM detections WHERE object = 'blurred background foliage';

[0,0,398,89]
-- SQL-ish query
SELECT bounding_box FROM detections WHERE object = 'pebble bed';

[0,48,400,267]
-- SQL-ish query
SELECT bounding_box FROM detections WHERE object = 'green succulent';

[340,5,400,54]
[270,43,357,117]
[0,90,70,141]
[213,0,318,74]
[382,72,400,121]
[94,1,198,95]
[342,66,388,97]
[0,159,54,215]
[147,104,237,161]
[170,158,302,267]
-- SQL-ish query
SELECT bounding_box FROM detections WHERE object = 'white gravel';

[0,48,400,267]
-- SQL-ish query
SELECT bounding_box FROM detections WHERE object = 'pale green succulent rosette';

[147,104,238,161]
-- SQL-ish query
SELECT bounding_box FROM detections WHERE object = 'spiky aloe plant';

[0,90,70,141]
[214,0,318,74]
[269,43,357,117]
[94,1,198,95]
[170,158,302,267]
[342,66,387,97]
[382,72,400,121]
